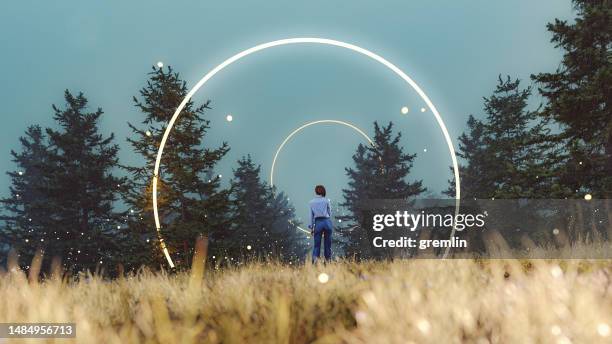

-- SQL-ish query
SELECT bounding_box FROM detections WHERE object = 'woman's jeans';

[312,217,333,263]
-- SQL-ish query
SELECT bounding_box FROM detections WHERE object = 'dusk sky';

[0,0,574,223]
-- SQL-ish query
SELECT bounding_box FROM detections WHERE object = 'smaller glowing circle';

[401,106,409,114]
[584,193,592,201]
[145,130,152,137]
[420,107,426,113]
[318,273,329,283]
[247,245,252,250]
[226,114,233,122]
[552,228,560,235]
[423,148,427,152]
[156,61,164,68]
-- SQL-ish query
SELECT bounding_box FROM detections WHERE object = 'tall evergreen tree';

[339,121,425,259]
[225,155,306,262]
[123,66,232,268]
[2,91,125,273]
[45,91,126,272]
[531,0,611,198]
[0,126,52,265]
[446,76,554,199]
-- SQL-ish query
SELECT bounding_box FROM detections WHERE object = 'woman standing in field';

[308,185,333,263]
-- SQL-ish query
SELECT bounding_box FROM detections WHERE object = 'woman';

[308,185,333,263]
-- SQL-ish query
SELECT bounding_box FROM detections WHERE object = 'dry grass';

[1,256,611,343]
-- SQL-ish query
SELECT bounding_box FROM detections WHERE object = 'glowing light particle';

[552,228,560,235]
[598,323,610,337]
[423,148,427,152]
[145,130,152,137]
[247,245,252,250]
[584,193,592,201]
[318,273,329,284]
[156,61,164,68]
[417,319,431,334]
[401,106,409,114]
[420,107,426,113]
[226,114,233,122]
[551,266,563,278]
[18,171,24,176]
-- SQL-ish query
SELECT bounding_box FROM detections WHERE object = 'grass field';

[1,254,612,343]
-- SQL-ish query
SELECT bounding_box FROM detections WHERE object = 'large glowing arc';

[152,38,461,268]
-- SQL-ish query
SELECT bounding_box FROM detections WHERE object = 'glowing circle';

[226,114,233,122]
[584,193,592,201]
[401,106,409,114]
[151,37,461,267]
[157,61,164,68]
[420,107,426,113]
[270,119,374,233]
[270,119,374,187]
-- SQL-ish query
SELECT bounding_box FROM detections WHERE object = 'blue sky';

[0,0,574,222]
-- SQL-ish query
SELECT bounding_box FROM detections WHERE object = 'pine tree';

[1,91,125,273]
[446,76,554,199]
[445,115,495,199]
[339,121,425,259]
[0,126,52,265]
[532,0,611,198]
[45,90,126,272]
[123,66,231,269]
[225,155,306,263]
[446,77,563,249]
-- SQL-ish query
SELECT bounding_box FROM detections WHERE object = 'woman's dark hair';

[315,185,326,197]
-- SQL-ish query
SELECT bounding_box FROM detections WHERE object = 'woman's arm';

[309,206,315,229]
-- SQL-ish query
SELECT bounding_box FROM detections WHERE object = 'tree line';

[0,67,307,274]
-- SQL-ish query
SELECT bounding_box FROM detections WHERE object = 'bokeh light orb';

[401,106,409,115]
[584,193,592,201]
[156,61,164,68]
[318,272,329,284]
[226,114,233,122]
